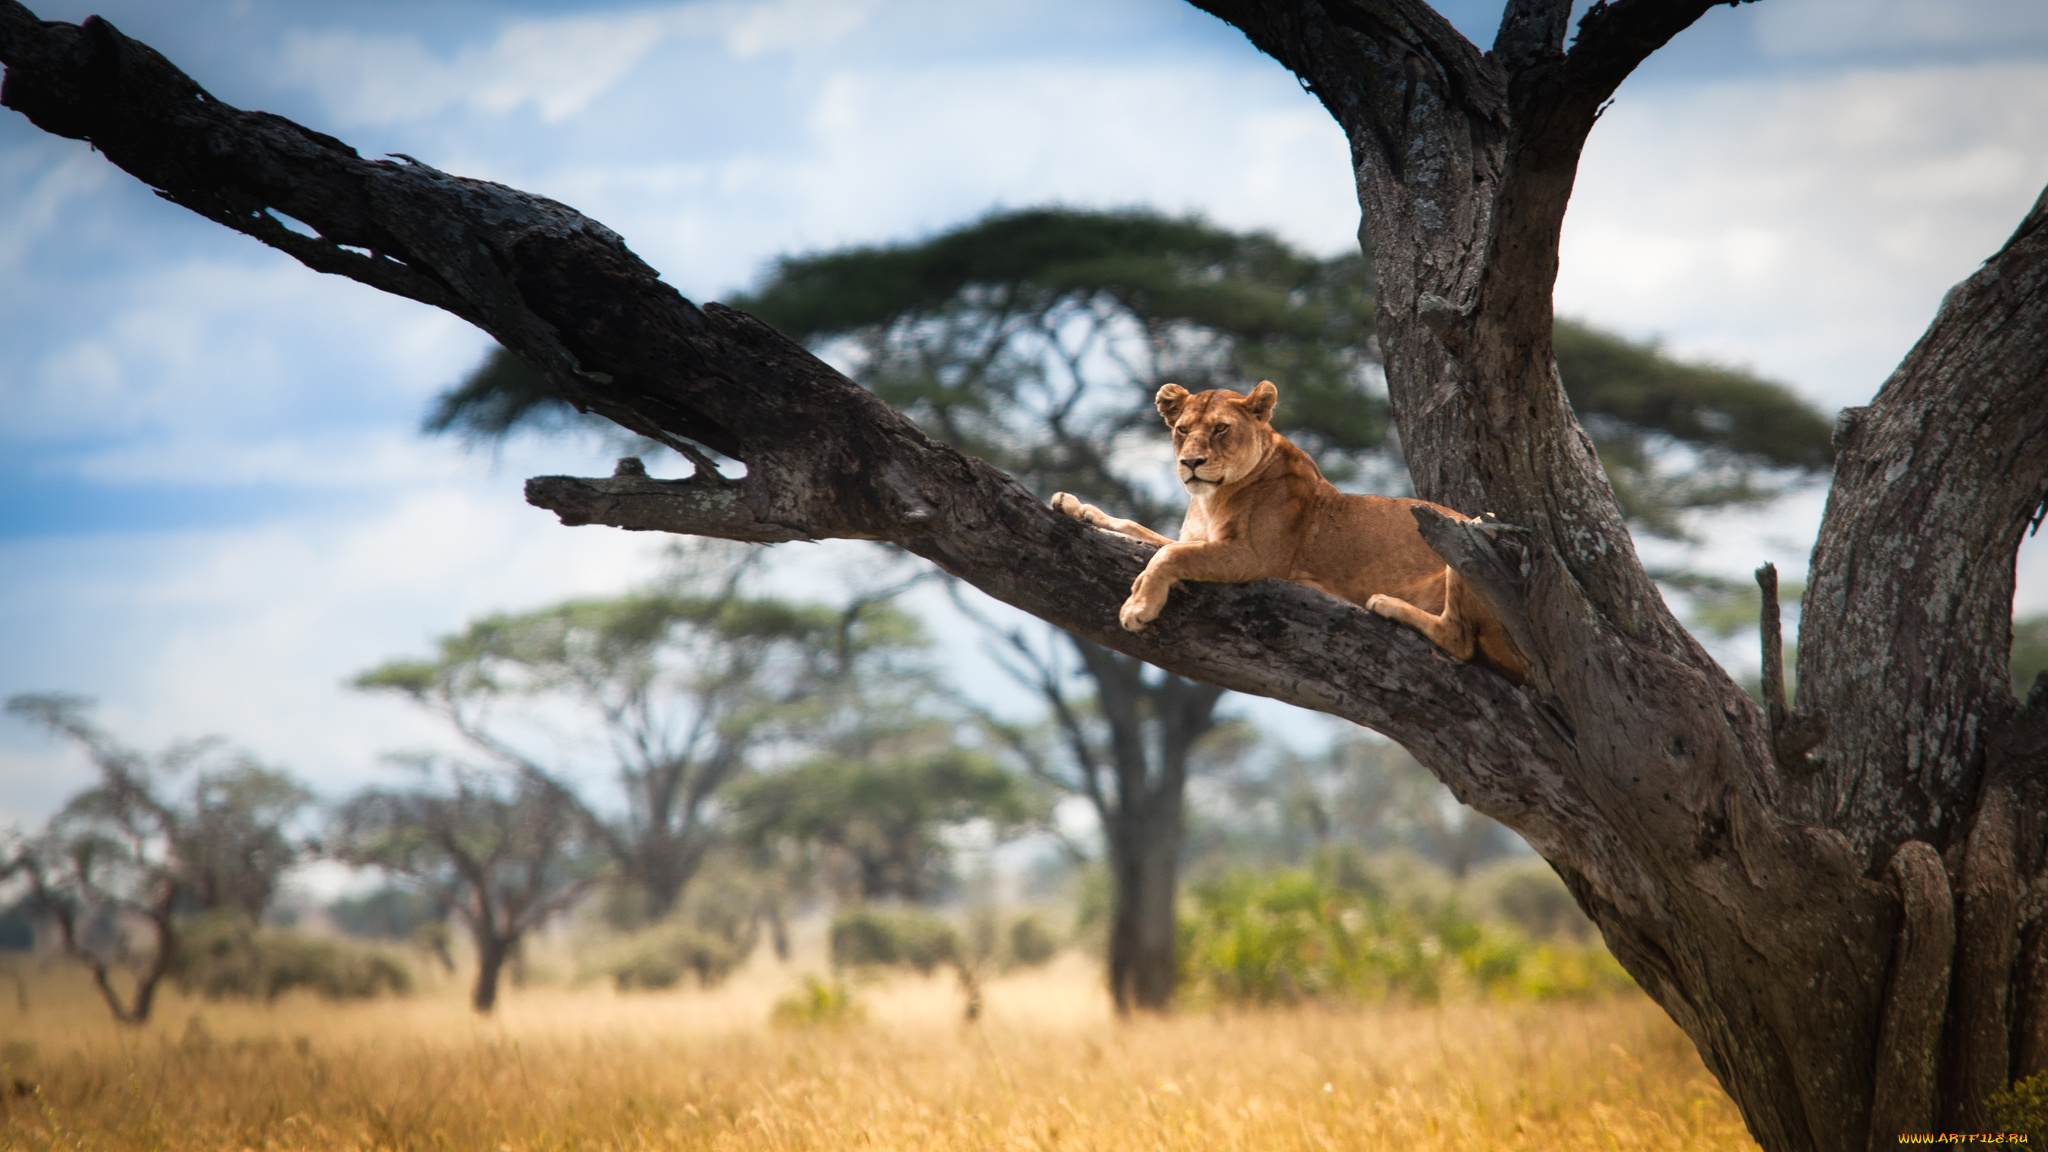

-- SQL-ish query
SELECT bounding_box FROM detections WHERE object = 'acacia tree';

[1,695,310,1023]
[333,763,601,1012]
[1207,732,1523,879]
[442,205,1830,1010]
[3,4,2044,1145]
[353,566,886,923]
[731,744,1034,903]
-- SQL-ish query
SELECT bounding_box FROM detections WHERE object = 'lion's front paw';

[1365,594,1391,616]
[1117,597,1151,632]
[1051,492,1083,518]
[1119,591,1165,632]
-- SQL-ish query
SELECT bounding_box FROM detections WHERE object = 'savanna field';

[0,951,1759,1152]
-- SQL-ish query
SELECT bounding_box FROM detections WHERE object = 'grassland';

[0,951,1758,1151]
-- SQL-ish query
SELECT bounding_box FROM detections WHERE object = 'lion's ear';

[1155,383,1190,423]
[1245,380,1279,422]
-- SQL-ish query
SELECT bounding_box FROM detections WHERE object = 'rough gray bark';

[6,2,2047,1146]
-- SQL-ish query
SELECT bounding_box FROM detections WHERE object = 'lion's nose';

[1179,456,1206,470]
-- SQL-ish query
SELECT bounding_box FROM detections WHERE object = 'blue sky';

[4,0,2047,825]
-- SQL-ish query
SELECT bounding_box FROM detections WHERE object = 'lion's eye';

[1213,424,1228,437]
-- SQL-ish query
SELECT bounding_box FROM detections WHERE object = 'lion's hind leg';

[1365,591,1478,661]
[1367,570,1527,683]
[1051,492,1174,547]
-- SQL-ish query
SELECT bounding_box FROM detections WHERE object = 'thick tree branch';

[1799,187,2048,856]
[0,0,1578,852]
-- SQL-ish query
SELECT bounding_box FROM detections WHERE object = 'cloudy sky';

[3,0,2046,824]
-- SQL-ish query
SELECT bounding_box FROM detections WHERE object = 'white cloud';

[275,0,879,127]
[508,56,1356,300]
[1756,0,2048,60]
[1560,60,2048,408]
[4,255,480,455]
[0,145,108,274]
[68,426,459,488]
[0,473,670,825]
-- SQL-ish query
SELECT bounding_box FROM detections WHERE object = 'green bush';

[1477,860,1597,942]
[587,867,769,991]
[593,922,745,991]
[1176,866,1630,1007]
[1988,1070,2048,1140]
[770,974,865,1027]
[175,915,412,1002]
[829,906,962,974]
[1006,913,1061,968]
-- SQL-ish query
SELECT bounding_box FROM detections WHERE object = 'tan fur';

[1051,380,1527,682]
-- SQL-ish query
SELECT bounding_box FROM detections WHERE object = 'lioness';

[1051,380,1527,682]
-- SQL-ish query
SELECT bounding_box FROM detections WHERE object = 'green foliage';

[351,545,931,923]
[593,922,745,991]
[328,885,441,941]
[1005,913,1062,969]
[588,865,769,990]
[420,344,567,444]
[1675,572,1804,641]
[3,695,314,1024]
[1471,858,1597,942]
[2013,614,2048,697]
[174,914,412,1002]
[1554,320,1833,471]
[331,765,606,1010]
[733,747,1036,901]
[829,905,963,974]
[6,695,312,924]
[1176,860,1631,1007]
[1554,321,1834,539]
[1198,734,1521,880]
[1988,1069,2048,1140]
[426,209,1833,548]
[733,207,1385,504]
[769,974,865,1027]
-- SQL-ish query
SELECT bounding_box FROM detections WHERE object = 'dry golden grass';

[0,952,1759,1151]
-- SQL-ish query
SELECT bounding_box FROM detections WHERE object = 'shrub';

[1176,866,1630,1007]
[327,886,441,940]
[1988,1070,2048,1140]
[829,906,962,974]
[770,975,864,1027]
[1006,914,1061,968]
[593,922,745,991]
[1473,859,1597,942]
[175,915,412,1001]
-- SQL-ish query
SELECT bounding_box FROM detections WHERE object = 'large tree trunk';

[6,4,2046,1146]
[470,932,512,1014]
[1105,802,1185,1012]
[1067,640,1222,1012]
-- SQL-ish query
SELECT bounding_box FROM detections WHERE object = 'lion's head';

[1155,381,1280,492]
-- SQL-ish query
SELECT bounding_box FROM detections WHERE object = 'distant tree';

[732,741,1035,902]
[1203,731,1521,880]
[0,694,309,1024]
[332,762,600,1012]
[352,546,913,924]
[432,207,1833,1012]
[1551,321,1834,540]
